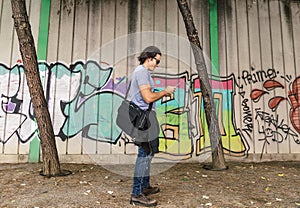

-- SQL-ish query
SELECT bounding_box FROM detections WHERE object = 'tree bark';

[11,0,61,176]
[177,0,227,170]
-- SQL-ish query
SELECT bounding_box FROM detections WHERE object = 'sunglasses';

[153,57,160,65]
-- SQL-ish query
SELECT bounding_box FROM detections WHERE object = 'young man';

[129,46,176,207]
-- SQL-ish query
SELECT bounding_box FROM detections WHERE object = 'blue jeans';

[131,146,153,196]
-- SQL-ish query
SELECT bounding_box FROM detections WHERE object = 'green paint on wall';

[29,0,51,162]
[209,0,219,76]
[37,0,51,61]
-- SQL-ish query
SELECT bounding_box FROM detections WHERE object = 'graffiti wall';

[0,61,299,160]
[0,0,299,163]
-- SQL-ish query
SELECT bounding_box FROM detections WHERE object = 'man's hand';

[165,86,176,95]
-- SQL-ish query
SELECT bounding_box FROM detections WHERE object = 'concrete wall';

[0,0,299,164]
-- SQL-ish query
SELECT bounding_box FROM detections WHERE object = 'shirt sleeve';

[135,68,150,86]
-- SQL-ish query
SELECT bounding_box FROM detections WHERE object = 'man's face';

[148,54,161,71]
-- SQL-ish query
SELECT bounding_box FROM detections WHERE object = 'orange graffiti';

[289,77,300,133]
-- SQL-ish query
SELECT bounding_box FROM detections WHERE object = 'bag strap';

[124,80,131,100]
[147,102,153,111]
[126,80,153,111]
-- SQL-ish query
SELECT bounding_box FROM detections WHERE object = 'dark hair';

[138,46,161,64]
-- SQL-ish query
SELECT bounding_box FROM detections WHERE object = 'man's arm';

[139,84,176,104]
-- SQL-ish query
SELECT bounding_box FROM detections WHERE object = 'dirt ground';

[0,161,299,208]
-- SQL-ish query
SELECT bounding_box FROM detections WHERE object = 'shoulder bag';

[116,81,153,137]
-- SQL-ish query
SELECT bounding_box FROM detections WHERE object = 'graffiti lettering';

[241,68,277,86]
[1,62,299,160]
[255,108,298,141]
[241,98,253,135]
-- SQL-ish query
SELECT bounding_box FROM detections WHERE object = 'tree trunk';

[11,0,61,176]
[177,0,227,170]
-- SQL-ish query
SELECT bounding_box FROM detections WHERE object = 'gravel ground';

[0,161,299,208]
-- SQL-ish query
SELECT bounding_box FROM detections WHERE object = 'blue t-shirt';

[129,65,155,110]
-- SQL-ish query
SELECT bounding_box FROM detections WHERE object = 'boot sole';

[130,200,157,207]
